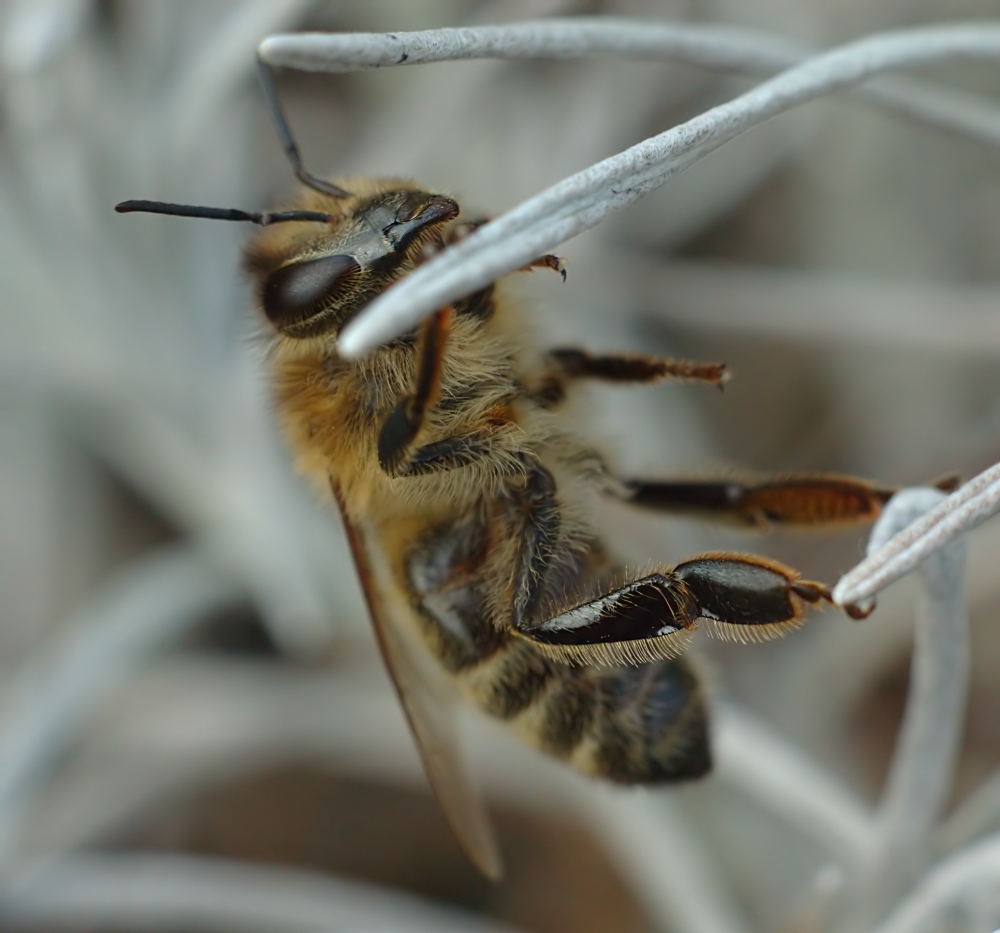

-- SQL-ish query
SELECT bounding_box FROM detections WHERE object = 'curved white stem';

[318,22,1000,356]
[853,490,969,921]
[870,834,1000,933]
[260,19,802,73]
[834,462,1000,606]
[260,19,1000,147]
[578,786,751,933]
[0,852,520,932]
[714,705,874,864]
[0,548,240,871]
[938,769,1000,853]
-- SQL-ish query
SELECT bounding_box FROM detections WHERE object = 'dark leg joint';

[378,399,421,474]
[377,308,450,475]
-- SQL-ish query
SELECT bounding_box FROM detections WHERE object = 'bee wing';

[333,486,504,881]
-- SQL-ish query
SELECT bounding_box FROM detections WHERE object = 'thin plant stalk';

[851,490,969,925]
[279,23,1000,356]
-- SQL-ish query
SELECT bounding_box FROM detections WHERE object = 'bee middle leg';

[609,475,902,529]
[532,348,728,407]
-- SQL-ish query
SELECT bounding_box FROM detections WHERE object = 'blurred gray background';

[1,1,999,931]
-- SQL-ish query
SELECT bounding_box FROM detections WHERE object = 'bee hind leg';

[516,551,871,667]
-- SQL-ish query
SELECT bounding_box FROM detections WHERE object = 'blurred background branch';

[2,1,1000,931]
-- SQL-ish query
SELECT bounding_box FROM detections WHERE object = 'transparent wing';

[332,484,504,881]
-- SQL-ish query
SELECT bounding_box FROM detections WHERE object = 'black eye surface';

[262,254,359,330]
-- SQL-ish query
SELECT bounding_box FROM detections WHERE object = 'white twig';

[580,787,751,933]
[870,834,1000,933]
[613,253,1000,354]
[259,19,803,73]
[0,548,240,870]
[713,705,873,864]
[0,852,520,932]
[1,0,91,74]
[280,22,1000,356]
[854,489,969,919]
[833,462,1000,606]
[938,770,1000,853]
[867,73,1000,146]
[259,16,1000,145]
[9,654,745,933]
[260,18,1000,147]
[165,0,317,161]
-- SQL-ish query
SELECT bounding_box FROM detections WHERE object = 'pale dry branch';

[0,548,240,870]
[580,788,752,933]
[870,834,1000,933]
[0,852,520,932]
[269,21,1000,356]
[611,253,1000,354]
[833,463,1000,606]
[260,19,1000,148]
[938,770,1000,853]
[714,705,873,864]
[854,489,969,919]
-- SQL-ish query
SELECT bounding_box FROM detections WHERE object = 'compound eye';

[262,253,360,329]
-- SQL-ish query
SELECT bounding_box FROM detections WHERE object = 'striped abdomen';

[405,516,712,783]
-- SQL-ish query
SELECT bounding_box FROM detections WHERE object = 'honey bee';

[118,61,907,880]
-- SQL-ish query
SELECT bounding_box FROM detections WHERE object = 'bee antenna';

[114,200,335,225]
[256,56,352,199]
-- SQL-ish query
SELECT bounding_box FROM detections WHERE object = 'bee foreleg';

[378,308,450,474]
[520,254,567,280]
[609,475,898,528]
[444,217,564,280]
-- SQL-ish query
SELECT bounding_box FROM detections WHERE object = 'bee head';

[243,181,460,341]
